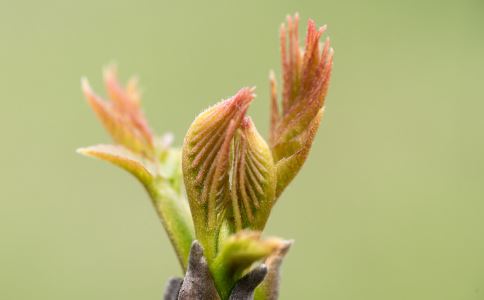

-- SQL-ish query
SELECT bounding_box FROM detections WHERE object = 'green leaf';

[77,144,155,187]
[231,117,276,231]
[211,231,284,300]
[274,108,324,197]
[182,88,254,261]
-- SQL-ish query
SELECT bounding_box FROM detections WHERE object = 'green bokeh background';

[1,0,483,299]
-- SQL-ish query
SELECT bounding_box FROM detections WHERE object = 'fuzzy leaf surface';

[231,117,276,231]
[182,88,254,261]
[211,231,284,300]
[77,144,155,187]
[270,15,334,197]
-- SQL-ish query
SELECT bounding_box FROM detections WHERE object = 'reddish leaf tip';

[241,116,252,129]
[229,87,256,113]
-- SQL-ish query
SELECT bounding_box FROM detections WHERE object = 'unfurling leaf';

[81,65,155,158]
[274,108,324,196]
[270,14,334,197]
[182,88,255,260]
[79,68,195,271]
[77,144,156,187]
[231,117,276,232]
[212,231,286,299]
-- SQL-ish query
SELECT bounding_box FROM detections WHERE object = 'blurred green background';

[1,0,483,299]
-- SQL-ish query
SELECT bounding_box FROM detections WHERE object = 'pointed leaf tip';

[78,144,155,187]
[182,88,255,260]
[81,68,155,159]
[270,14,334,198]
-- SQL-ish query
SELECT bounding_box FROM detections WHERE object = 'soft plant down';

[78,13,333,300]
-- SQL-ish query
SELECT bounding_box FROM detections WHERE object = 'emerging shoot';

[79,13,333,300]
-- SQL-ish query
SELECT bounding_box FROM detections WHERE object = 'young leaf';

[270,14,334,197]
[79,68,195,271]
[81,66,155,158]
[211,231,285,299]
[231,117,276,232]
[77,144,155,188]
[182,88,255,260]
[274,108,324,196]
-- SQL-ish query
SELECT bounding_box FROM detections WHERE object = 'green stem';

[209,221,237,300]
[210,261,236,300]
[146,180,195,272]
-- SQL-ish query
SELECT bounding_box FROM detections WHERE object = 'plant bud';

[182,88,255,260]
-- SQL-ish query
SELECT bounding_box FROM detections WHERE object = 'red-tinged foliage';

[270,14,334,196]
[82,66,155,158]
